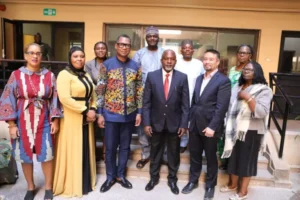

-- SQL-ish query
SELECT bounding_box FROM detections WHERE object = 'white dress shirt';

[199,68,218,96]
[162,69,173,94]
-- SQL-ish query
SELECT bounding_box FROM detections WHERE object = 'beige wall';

[1,3,300,76]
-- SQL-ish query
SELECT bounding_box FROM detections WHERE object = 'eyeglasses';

[26,51,42,57]
[238,51,251,56]
[117,43,131,49]
[242,68,254,72]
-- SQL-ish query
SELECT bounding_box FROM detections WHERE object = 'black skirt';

[227,130,263,177]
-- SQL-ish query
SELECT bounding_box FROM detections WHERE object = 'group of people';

[0,26,273,200]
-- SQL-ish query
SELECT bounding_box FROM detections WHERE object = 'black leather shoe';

[100,179,116,193]
[145,179,159,191]
[167,181,179,195]
[180,147,187,153]
[116,177,132,189]
[182,182,198,194]
[204,187,215,200]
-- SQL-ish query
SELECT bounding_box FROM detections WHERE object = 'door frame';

[278,31,300,73]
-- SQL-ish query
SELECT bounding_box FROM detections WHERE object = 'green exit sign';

[43,8,56,16]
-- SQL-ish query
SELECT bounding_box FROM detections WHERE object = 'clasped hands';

[86,109,96,123]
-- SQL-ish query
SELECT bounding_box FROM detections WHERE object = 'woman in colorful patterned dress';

[53,47,97,197]
[0,43,62,200]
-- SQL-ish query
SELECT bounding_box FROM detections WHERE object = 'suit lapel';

[199,72,219,99]
[194,75,204,103]
[157,69,166,102]
[166,70,177,102]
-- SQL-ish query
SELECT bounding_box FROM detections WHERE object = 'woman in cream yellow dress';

[53,46,97,197]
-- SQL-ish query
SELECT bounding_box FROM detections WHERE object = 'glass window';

[217,32,256,75]
[105,25,258,74]
[106,26,142,58]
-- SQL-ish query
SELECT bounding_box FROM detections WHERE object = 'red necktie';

[164,73,170,100]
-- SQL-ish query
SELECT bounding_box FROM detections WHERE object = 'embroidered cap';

[146,26,159,36]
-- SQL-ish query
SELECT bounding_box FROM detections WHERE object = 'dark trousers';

[189,132,218,188]
[104,121,135,181]
[150,129,180,183]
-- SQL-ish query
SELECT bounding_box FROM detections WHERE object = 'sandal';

[136,158,150,169]
[229,193,248,200]
[220,185,237,192]
[44,189,53,200]
[24,190,35,200]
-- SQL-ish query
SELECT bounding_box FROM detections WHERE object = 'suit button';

[165,105,168,107]
[164,113,166,116]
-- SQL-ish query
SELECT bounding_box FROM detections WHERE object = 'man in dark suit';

[143,49,189,195]
[182,49,231,200]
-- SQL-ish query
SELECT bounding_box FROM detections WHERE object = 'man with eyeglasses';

[96,34,143,193]
[175,40,205,153]
[133,26,166,169]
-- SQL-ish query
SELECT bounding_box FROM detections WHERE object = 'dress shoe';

[145,179,159,191]
[181,182,198,194]
[100,179,116,193]
[167,181,179,195]
[204,187,215,200]
[180,147,187,153]
[116,177,132,189]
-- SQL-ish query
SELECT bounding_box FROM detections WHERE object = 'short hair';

[238,61,267,86]
[237,44,255,56]
[181,39,193,47]
[24,43,41,52]
[204,49,220,59]
[94,41,108,50]
[116,34,131,43]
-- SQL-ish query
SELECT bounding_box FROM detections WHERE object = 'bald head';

[161,49,177,73]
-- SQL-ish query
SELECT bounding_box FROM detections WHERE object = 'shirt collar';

[204,68,218,79]
[162,68,173,77]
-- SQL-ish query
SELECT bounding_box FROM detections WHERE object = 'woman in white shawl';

[220,61,273,200]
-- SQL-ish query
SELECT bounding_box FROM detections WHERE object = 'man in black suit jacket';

[143,49,189,195]
[182,49,231,200]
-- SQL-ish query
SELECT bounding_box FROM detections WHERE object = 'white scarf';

[222,84,266,158]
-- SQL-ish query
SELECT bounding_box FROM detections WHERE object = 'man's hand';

[203,127,215,137]
[135,114,142,126]
[97,115,105,128]
[144,126,153,137]
[178,128,187,138]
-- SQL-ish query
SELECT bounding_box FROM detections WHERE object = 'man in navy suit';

[143,49,189,194]
[182,49,231,200]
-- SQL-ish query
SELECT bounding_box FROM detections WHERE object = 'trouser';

[104,121,135,181]
[137,125,167,161]
[149,129,180,183]
[189,132,218,188]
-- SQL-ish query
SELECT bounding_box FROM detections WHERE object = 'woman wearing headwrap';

[53,47,97,197]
